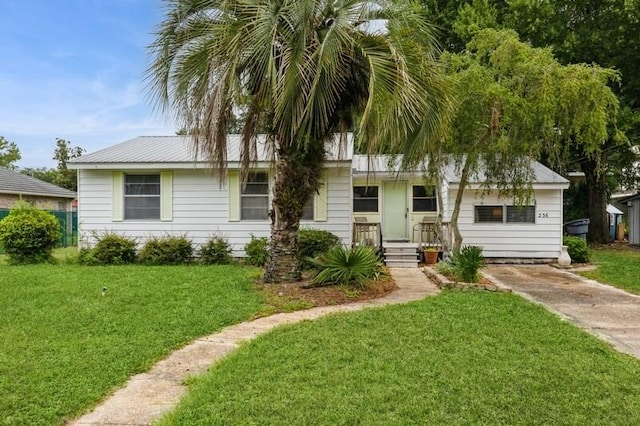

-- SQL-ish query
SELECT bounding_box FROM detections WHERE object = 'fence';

[0,209,78,248]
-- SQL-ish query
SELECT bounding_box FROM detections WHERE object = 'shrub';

[435,259,458,280]
[298,229,341,269]
[0,201,61,264]
[453,245,485,283]
[563,235,590,263]
[139,235,193,265]
[310,245,383,288]
[88,233,138,265]
[244,235,269,267]
[200,236,234,265]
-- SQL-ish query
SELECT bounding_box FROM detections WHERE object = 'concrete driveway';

[484,265,640,358]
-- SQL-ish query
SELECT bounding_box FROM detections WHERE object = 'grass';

[0,261,265,424]
[580,245,640,294]
[160,291,640,425]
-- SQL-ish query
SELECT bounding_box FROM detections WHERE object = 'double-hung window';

[353,186,378,212]
[412,185,437,212]
[124,174,161,220]
[241,172,269,220]
[301,196,314,221]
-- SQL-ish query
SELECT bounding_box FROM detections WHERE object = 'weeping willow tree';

[438,29,623,251]
[147,0,450,282]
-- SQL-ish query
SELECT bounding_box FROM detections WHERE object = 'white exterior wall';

[77,166,351,256]
[446,187,564,259]
[629,199,640,245]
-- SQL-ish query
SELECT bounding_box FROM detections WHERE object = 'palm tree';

[147,0,450,282]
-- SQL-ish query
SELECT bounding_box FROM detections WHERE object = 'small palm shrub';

[453,245,485,283]
[89,233,137,265]
[244,235,269,267]
[298,229,341,269]
[200,236,234,265]
[563,236,590,263]
[0,201,61,264]
[310,245,383,288]
[139,235,193,265]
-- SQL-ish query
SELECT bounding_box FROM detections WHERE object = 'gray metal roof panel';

[71,135,353,165]
[352,154,569,185]
[0,168,76,198]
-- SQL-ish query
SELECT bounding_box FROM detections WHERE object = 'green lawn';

[0,263,264,425]
[580,246,640,294]
[160,291,640,425]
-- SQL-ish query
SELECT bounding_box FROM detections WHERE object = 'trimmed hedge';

[0,201,61,264]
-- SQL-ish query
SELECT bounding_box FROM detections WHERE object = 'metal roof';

[70,135,353,166]
[0,168,76,199]
[352,154,569,185]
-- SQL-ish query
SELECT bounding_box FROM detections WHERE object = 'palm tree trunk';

[264,145,324,283]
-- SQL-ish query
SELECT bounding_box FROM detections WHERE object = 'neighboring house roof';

[618,192,640,204]
[69,135,353,168]
[607,204,624,215]
[351,154,569,186]
[0,168,76,199]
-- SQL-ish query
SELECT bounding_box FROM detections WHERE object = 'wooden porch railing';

[352,221,382,251]
[413,221,452,251]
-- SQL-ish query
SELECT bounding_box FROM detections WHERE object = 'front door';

[383,181,408,240]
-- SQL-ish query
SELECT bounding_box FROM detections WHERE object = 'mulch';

[255,271,398,308]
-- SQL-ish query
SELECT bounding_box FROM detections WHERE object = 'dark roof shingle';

[0,168,76,199]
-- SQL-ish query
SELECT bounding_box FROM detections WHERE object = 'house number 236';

[538,212,549,218]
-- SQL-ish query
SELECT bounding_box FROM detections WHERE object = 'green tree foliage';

[439,30,621,250]
[0,136,21,170]
[0,201,61,264]
[147,0,450,282]
[19,167,57,184]
[419,0,640,242]
[53,138,84,191]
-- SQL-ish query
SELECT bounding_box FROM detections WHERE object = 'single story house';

[69,136,569,264]
[0,167,76,210]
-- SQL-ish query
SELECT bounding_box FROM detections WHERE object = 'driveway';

[484,264,640,358]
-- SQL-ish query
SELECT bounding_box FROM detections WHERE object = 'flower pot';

[424,250,439,265]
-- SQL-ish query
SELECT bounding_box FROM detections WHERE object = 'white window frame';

[412,185,437,212]
[241,172,270,221]
[353,186,379,213]
[474,204,536,224]
[124,174,161,220]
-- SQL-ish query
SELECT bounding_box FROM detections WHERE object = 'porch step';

[383,242,420,268]
[385,260,420,268]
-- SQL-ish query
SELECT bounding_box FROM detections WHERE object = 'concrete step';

[385,259,419,268]
[383,242,420,249]
[385,254,419,262]
[384,247,419,255]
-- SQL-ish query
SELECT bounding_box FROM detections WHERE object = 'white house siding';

[446,188,564,259]
[77,167,352,256]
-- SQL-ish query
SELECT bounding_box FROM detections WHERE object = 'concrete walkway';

[69,268,439,425]
[484,265,640,358]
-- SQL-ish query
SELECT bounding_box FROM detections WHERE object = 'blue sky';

[0,0,176,168]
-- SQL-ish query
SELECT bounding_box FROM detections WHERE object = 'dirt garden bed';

[255,270,398,312]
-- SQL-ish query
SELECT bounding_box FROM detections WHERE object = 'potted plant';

[424,247,439,265]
